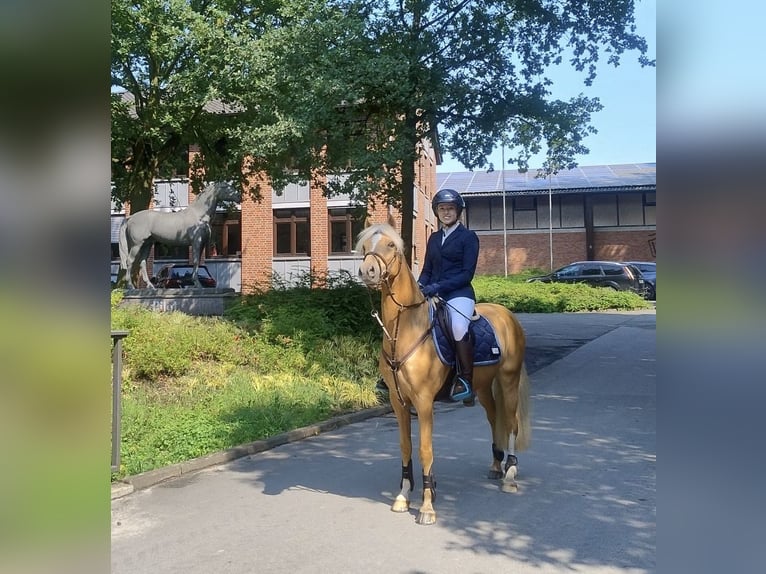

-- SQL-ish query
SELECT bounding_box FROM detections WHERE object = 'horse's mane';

[355,223,404,255]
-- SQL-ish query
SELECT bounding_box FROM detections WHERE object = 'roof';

[437,162,655,196]
[113,91,243,117]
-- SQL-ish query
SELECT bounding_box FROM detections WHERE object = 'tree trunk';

[399,113,418,267]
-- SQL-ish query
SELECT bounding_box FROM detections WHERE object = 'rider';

[418,188,480,404]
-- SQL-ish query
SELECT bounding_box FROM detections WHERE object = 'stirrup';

[450,377,473,402]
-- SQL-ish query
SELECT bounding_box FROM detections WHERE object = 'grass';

[110,274,650,479]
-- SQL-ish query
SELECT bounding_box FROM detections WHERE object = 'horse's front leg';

[415,402,437,525]
[139,259,155,289]
[391,398,413,513]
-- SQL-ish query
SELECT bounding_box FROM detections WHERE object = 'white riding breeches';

[446,297,475,340]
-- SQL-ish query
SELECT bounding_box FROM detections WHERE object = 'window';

[154,243,189,260]
[490,197,509,230]
[466,199,490,230]
[329,208,364,254]
[581,265,603,276]
[206,215,241,257]
[274,208,310,255]
[617,194,644,226]
[557,264,582,277]
[513,196,537,229]
[561,194,584,227]
[593,194,618,226]
[603,265,625,277]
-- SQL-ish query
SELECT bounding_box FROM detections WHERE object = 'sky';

[437,0,656,173]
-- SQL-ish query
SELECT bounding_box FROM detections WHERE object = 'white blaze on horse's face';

[360,231,397,288]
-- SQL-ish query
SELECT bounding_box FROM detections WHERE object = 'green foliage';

[111,0,654,256]
[111,303,257,379]
[474,274,651,312]
[111,273,648,479]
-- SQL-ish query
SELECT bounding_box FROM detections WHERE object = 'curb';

[111,403,393,500]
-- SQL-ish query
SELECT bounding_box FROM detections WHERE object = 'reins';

[364,251,430,406]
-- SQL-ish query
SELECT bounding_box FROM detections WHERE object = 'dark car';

[151,264,217,288]
[625,261,656,300]
[527,261,646,295]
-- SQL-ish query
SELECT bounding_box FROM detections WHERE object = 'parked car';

[151,264,217,288]
[625,261,656,300]
[526,261,646,295]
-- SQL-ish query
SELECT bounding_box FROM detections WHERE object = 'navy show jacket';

[418,222,479,301]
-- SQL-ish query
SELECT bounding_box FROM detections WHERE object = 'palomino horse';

[356,223,530,525]
[118,182,240,288]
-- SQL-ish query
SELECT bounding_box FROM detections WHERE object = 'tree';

[111,0,354,210]
[280,0,655,263]
[112,1,654,266]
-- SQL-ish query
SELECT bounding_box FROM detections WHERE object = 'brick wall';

[593,229,656,262]
[477,231,587,274]
[309,173,328,280]
[476,228,656,274]
[240,173,273,292]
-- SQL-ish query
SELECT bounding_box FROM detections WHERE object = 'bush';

[474,275,651,312]
[111,303,258,380]
[110,270,649,479]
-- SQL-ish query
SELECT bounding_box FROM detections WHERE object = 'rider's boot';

[451,333,475,404]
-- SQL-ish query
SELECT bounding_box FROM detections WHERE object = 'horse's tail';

[118,217,130,271]
[514,361,531,452]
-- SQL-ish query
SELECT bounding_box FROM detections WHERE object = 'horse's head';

[355,224,405,288]
[210,181,241,203]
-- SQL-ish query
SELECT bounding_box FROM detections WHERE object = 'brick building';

[111,160,655,290]
[111,140,442,293]
[438,162,656,274]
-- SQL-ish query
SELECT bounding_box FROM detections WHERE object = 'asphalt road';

[111,310,655,574]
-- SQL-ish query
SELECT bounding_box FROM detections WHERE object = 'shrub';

[111,270,649,479]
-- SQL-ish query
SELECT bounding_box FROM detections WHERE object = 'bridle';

[362,249,431,406]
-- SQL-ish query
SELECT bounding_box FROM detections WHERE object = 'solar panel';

[438,162,655,194]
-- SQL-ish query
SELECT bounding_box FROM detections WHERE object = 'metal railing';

[111,330,129,473]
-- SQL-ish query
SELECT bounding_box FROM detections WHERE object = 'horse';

[118,181,240,288]
[356,223,530,526]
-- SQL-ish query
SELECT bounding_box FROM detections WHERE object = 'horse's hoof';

[488,470,503,480]
[391,497,410,513]
[416,510,437,525]
[502,465,518,492]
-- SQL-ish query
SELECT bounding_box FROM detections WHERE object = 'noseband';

[362,250,398,286]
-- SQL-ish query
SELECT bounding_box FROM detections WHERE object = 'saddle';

[430,300,502,367]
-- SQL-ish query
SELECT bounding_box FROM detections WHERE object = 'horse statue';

[356,223,530,525]
[118,181,240,289]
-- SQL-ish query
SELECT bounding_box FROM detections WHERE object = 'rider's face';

[436,203,458,226]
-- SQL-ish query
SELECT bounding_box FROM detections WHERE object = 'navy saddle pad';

[430,305,502,367]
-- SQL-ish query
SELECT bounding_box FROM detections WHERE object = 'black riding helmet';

[431,188,465,217]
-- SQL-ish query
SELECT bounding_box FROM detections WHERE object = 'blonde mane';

[355,223,404,255]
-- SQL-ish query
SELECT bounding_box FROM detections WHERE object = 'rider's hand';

[421,283,439,297]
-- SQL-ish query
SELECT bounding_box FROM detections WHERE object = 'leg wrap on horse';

[504,454,518,473]
[492,442,505,462]
[422,472,436,502]
[400,460,414,492]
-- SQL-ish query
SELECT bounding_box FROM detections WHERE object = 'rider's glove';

[421,283,439,297]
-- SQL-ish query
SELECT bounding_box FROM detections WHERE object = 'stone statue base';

[118,288,237,316]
